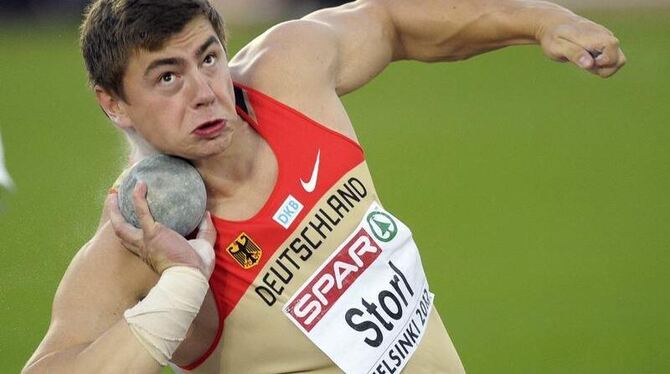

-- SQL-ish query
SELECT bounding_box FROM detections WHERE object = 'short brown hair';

[80,0,226,100]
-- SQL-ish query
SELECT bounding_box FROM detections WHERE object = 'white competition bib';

[284,202,434,374]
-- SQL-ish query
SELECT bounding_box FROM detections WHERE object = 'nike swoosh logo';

[300,149,320,193]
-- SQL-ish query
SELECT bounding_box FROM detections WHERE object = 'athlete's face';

[100,17,238,160]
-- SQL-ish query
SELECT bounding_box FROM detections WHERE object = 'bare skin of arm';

[23,223,162,374]
[231,0,624,138]
[23,185,216,374]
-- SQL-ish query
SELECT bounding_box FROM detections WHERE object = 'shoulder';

[229,19,363,140]
[229,0,395,97]
[229,19,339,101]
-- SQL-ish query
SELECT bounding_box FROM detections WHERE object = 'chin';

[191,143,229,162]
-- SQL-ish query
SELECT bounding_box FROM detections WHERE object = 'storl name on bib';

[284,202,434,374]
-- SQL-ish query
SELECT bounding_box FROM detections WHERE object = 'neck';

[192,119,262,201]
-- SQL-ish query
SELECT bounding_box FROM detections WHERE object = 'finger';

[107,192,140,237]
[551,37,595,69]
[594,65,621,79]
[195,211,217,246]
[592,48,626,78]
[619,49,627,67]
[594,45,621,69]
[611,49,628,74]
[132,181,156,230]
[106,192,143,252]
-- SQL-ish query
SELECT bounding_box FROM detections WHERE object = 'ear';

[95,86,133,130]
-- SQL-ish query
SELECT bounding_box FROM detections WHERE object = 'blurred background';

[1,0,669,373]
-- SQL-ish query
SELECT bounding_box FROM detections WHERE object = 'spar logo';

[367,210,398,242]
[226,233,262,269]
[285,228,382,331]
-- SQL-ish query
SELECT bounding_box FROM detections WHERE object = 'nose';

[191,73,216,109]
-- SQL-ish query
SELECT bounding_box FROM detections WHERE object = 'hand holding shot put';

[107,181,216,277]
[108,154,215,277]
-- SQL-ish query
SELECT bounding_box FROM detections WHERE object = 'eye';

[203,53,217,66]
[158,72,176,84]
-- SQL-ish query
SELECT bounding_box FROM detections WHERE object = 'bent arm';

[234,0,624,99]
[25,321,160,374]
[332,0,572,62]
[24,190,216,374]
[314,0,623,92]
[23,225,161,374]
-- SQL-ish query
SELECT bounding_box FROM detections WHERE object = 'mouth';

[192,119,226,138]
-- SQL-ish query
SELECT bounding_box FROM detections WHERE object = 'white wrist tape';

[124,266,209,365]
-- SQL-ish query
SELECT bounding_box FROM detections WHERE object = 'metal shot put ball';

[117,154,207,236]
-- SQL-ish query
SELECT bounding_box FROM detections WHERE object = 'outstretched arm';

[335,0,625,89]
[325,0,625,91]
[232,0,625,98]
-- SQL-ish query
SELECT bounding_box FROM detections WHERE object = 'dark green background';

[1,10,668,373]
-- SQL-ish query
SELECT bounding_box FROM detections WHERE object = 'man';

[23,0,625,373]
